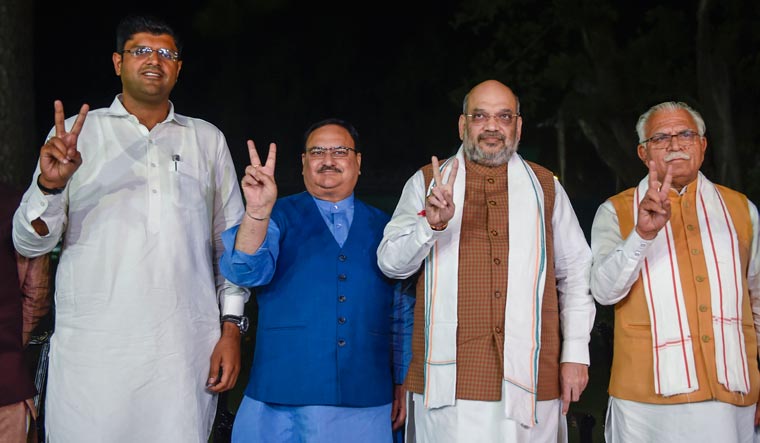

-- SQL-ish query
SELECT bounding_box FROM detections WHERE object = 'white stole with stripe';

[423,148,548,427]
[634,172,749,396]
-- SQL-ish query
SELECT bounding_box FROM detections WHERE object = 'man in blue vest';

[220,118,412,442]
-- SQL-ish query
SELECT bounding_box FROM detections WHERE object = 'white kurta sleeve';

[210,130,249,315]
[377,169,445,279]
[745,200,760,347]
[552,180,596,364]
[589,200,653,306]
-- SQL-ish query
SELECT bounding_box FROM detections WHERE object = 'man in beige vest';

[377,79,596,442]
[591,101,760,442]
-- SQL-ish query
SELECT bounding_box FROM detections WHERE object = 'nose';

[482,115,500,130]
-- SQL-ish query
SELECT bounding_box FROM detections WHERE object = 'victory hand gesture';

[241,140,277,220]
[636,160,672,240]
[39,100,89,189]
[425,155,459,229]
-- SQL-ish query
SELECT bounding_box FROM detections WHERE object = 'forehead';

[125,32,177,50]
[306,124,354,147]
[468,83,518,111]
[646,108,697,133]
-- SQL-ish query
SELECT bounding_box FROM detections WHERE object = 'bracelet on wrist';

[430,221,448,231]
[37,176,65,195]
[245,212,269,221]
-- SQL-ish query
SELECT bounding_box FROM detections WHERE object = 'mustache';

[318,165,342,173]
[664,152,691,162]
[478,131,505,141]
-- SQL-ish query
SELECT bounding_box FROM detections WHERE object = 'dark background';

[25,1,760,441]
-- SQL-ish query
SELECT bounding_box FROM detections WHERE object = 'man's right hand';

[39,100,89,189]
[425,155,458,229]
[241,140,277,220]
[635,160,672,240]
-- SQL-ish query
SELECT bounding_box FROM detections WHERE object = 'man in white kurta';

[12,15,247,443]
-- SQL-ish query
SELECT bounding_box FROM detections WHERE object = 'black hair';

[115,14,182,54]
[302,118,361,152]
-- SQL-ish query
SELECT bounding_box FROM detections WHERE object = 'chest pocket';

[169,160,207,210]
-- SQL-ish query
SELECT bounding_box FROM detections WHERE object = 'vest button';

[338,339,346,347]
[338,274,347,281]
[490,230,498,236]
[338,317,347,325]
[488,200,496,206]
[701,335,711,343]
[338,254,347,261]
[696,275,705,282]
[691,249,700,255]
[494,326,502,333]
[494,291,501,299]
[687,224,695,231]
[487,178,495,184]
[699,304,708,312]
[338,295,346,302]
[493,258,501,265]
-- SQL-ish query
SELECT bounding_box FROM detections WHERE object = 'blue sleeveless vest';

[245,192,396,406]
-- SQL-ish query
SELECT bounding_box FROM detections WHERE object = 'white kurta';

[13,96,247,443]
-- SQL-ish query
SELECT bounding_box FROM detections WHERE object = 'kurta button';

[338,274,347,281]
[338,317,346,325]
[701,335,710,343]
[699,304,708,312]
[493,258,501,265]
[152,189,157,194]
[338,254,347,261]
[491,230,498,236]
[691,249,699,255]
[696,275,705,282]
[338,295,346,302]
[338,339,346,347]
[487,178,495,184]
[488,200,496,206]
[687,224,695,231]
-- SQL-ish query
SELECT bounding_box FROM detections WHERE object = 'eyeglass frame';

[305,146,357,158]
[639,129,702,150]
[119,46,181,62]
[464,112,521,125]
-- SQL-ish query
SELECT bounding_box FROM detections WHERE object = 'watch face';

[239,316,250,333]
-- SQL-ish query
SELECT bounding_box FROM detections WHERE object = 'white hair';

[636,101,706,142]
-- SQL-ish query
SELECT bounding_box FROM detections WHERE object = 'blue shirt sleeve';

[219,220,281,288]
[391,277,416,384]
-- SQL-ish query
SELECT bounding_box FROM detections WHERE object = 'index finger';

[68,104,90,136]
[246,140,262,167]
[263,142,277,172]
[431,156,442,190]
[53,100,66,137]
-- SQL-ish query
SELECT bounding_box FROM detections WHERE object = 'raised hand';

[241,140,277,220]
[425,155,459,229]
[635,160,672,240]
[39,100,89,189]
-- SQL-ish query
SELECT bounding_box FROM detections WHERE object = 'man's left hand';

[560,362,589,415]
[391,384,407,431]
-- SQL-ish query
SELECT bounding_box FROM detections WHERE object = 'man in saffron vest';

[590,101,760,442]
[377,79,596,442]
[219,119,412,442]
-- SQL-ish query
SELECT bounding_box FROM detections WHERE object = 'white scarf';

[423,147,547,427]
[634,172,749,396]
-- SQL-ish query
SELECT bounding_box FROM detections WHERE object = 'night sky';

[30,0,760,226]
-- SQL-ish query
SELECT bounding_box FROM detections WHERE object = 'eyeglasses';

[640,130,701,150]
[120,46,180,62]
[306,146,357,158]
[464,112,520,126]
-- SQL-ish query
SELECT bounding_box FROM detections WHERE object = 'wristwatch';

[221,314,249,334]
